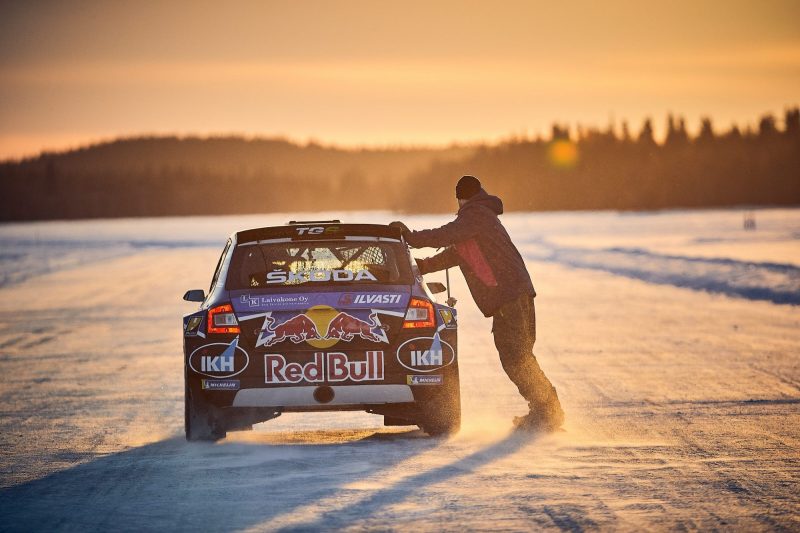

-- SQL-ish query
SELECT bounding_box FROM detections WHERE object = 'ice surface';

[0,208,798,530]
[3,208,797,301]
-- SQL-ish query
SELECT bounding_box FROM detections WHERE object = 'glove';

[389,221,411,236]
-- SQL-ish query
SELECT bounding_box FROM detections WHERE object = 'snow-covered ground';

[0,208,798,531]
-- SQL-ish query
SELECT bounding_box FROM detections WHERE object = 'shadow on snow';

[0,428,540,532]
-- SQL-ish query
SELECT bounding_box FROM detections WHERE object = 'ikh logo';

[201,353,234,373]
[411,346,442,367]
[396,333,455,373]
[189,337,249,379]
[265,351,384,384]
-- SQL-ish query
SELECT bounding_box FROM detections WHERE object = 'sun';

[548,140,579,169]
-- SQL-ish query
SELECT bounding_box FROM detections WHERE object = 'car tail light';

[403,298,436,329]
[208,304,240,334]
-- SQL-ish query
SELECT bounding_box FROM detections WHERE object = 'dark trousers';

[492,293,563,417]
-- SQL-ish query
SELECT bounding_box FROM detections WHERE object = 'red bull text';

[265,351,384,384]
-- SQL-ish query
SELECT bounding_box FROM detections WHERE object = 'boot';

[513,399,565,432]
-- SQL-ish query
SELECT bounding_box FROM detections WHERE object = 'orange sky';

[1,0,799,160]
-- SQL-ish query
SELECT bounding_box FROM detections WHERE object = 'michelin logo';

[202,379,240,390]
[407,375,443,385]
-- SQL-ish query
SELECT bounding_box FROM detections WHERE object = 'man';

[390,175,564,431]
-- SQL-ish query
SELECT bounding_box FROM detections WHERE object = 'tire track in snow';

[530,243,800,305]
[0,238,221,288]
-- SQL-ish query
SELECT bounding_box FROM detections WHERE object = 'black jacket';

[404,189,535,317]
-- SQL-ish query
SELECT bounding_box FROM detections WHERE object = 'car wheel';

[418,374,461,437]
[185,378,226,442]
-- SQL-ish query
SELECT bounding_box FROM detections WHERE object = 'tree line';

[1,108,798,221]
[401,108,799,212]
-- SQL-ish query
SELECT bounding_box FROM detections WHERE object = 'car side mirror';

[426,282,447,294]
[183,289,206,302]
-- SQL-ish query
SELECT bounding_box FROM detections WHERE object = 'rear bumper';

[231,384,414,407]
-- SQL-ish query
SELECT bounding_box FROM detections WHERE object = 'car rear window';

[226,240,413,289]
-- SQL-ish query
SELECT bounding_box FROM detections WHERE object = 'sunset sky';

[1,0,798,160]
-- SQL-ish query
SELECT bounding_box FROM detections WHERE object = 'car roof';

[235,222,403,244]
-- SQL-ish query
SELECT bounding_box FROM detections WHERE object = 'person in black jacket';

[390,175,564,430]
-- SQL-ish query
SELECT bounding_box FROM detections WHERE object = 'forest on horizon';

[1,108,798,221]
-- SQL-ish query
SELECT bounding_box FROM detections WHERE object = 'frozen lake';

[0,208,798,530]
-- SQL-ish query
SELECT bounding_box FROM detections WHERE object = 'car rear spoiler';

[237,223,403,244]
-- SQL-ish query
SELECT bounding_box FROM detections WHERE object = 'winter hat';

[455,175,481,199]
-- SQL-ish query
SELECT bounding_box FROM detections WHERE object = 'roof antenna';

[287,219,341,225]
[445,268,457,307]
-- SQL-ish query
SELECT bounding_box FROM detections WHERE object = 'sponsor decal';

[265,351,384,384]
[241,294,310,309]
[244,305,402,348]
[188,337,250,378]
[184,316,203,335]
[407,374,443,385]
[339,293,403,305]
[295,226,339,236]
[236,291,408,312]
[438,309,457,328]
[396,333,455,373]
[266,269,377,284]
[261,313,321,345]
[202,379,240,391]
[326,312,384,342]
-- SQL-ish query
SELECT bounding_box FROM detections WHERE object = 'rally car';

[182,221,460,441]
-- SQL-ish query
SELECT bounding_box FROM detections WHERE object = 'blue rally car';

[182,221,460,440]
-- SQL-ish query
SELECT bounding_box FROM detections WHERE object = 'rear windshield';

[226,240,413,289]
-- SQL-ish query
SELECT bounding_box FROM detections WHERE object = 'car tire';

[185,377,226,442]
[418,374,461,437]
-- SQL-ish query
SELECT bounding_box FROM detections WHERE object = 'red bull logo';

[259,314,321,347]
[257,306,387,348]
[265,351,384,383]
[325,312,381,342]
